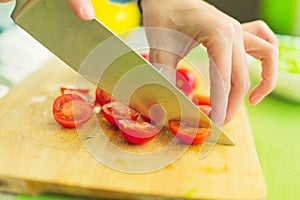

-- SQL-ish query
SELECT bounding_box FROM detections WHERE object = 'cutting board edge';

[0,174,267,200]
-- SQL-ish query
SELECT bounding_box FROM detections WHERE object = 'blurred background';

[207,0,300,36]
[1,0,300,35]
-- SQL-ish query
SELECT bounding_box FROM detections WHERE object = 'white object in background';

[0,0,15,30]
[0,25,53,98]
[0,26,53,84]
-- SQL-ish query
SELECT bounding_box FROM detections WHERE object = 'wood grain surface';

[0,58,266,199]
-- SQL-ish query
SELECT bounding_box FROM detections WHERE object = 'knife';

[11,0,234,147]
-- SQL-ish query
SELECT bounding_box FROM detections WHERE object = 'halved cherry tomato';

[168,120,210,145]
[95,87,114,106]
[117,119,159,144]
[176,68,196,95]
[53,94,93,128]
[192,94,210,105]
[60,85,95,106]
[60,85,90,95]
[101,101,138,126]
[199,105,212,116]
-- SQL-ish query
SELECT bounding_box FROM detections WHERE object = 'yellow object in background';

[91,0,141,34]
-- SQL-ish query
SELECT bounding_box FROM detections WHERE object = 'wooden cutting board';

[0,58,266,200]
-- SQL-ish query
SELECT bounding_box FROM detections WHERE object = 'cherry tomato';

[60,85,95,106]
[117,119,159,144]
[53,94,93,128]
[95,87,114,106]
[101,101,138,126]
[141,114,151,123]
[176,68,197,95]
[199,105,212,116]
[168,120,210,145]
[192,94,210,105]
[60,85,90,95]
[140,52,150,61]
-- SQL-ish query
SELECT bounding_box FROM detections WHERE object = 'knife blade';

[11,0,234,146]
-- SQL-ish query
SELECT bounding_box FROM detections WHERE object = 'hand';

[141,0,278,125]
[67,0,95,20]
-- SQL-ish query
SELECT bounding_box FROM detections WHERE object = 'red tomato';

[53,94,93,128]
[117,119,159,144]
[140,52,149,61]
[192,94,210,105]
[60,85,90,95]
[60,85,95,106]
[176,68,196,95]
[101,101,138,126]
[168,120,210,145]
[141,114,151,123]
[199,105,211,116]
[95,87,114,106]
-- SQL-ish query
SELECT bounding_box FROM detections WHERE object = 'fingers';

[68,0,94,20]
[242,20,278,46]
[243,31,278,105]
[224,28,250,124]
[205,35,233,126]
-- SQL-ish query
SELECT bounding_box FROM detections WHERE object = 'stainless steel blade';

[11,0,234,146]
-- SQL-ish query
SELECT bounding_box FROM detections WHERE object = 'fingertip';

[248,91,264,105]
[68,0,95,20]
[210,107,226,127]
[80,2,95,20]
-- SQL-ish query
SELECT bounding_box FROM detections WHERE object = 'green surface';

[246,95,300,200]
[8,95,299,199]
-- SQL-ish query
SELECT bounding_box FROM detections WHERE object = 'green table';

[4,95,298,200]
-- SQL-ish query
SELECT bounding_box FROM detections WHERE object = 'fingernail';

[81,2,95,20]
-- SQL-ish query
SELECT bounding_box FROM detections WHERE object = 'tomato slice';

[199,105,211,116]
[176,68,196,95]
[60,85,90,95]
[192,94,210,105]
[53,94,93,128]
[101,101,139,126]
[117,119,159,144]
[168,120,210,145]
[95,87,114,106]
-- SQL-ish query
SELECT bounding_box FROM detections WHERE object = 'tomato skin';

[141,114,151,123]
[168,120,210,145]
[101,101,138,126]
[199,105,212,116]
[60,85,90,95]
[192,94,210,105]
[140,52,150,61]
[117,119,159,144]
[95,87,114,106]
[176,68,197,95]
[53,94,93,128]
